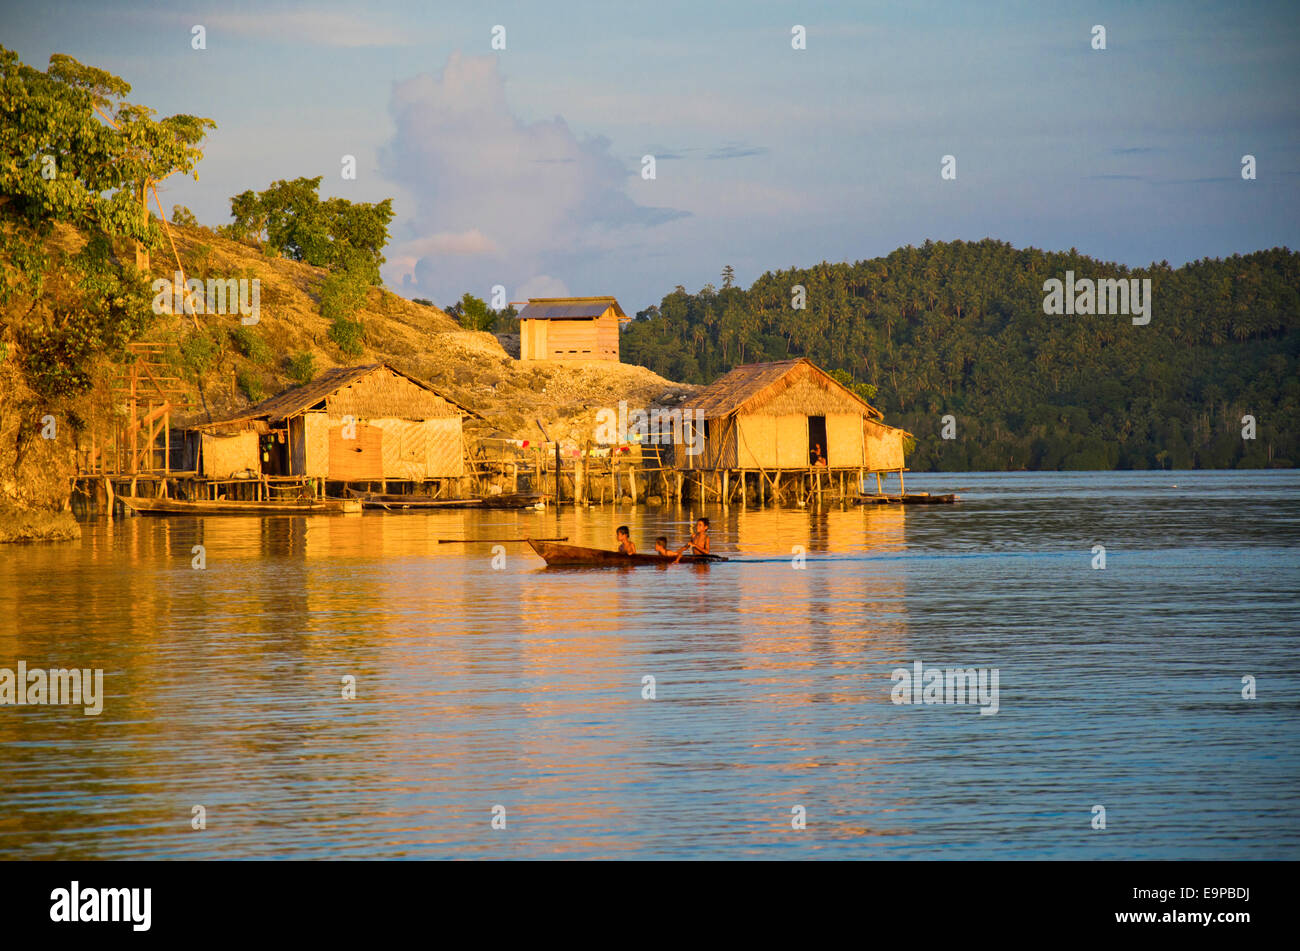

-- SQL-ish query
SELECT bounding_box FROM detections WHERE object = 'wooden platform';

[856,493,957,505]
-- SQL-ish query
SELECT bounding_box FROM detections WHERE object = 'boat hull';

[121,496,362,516]
[347,489,543,510]
[527,539,725,567]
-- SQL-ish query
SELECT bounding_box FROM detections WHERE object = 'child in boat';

[654,536,671,557]
[674,518,710,562]
[616,526,636,555]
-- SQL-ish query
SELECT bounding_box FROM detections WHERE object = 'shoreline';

[0,507,82,544]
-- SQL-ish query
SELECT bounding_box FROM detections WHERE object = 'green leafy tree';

[446,292,496,331]
[224,176,394,283]
[621,240,1300,471]
[0,47,212,400]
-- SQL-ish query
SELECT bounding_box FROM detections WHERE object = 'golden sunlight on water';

[1,471,1298,858]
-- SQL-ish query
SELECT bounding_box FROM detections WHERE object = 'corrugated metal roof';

[517,296,629,321]
[683,358,885,420]
[191,363,479,431]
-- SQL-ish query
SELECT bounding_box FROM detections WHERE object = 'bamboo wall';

[743,373,867,418]
[200,431,258,478]
[308,414,463,480]
[864,419,906,470]
[676,411,901,472]
[825,414,863,467]
[324,367,459,419]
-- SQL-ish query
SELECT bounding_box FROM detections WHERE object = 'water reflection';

[1,471,1298,858]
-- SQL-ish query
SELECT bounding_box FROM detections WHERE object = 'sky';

[3,0,1298,312]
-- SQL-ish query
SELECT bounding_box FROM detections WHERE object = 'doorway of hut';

[259,430,289,476]
[808,415,828,466]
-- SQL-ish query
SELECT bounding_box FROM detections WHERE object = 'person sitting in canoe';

[673,518,710,563]
[653,536,671,557]
[616,526,637,555]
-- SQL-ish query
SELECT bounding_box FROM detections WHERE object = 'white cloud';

[379,52,686,305]
[515,275,570,299]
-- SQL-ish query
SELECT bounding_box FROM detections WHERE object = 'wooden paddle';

[438,536,568,544]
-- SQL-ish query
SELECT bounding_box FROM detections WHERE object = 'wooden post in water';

[575,447,586,504]
[721,469,728,507]
[628,461,638,504]
[554,442,561,505]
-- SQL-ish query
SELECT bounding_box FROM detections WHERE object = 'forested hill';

[622,240,1300,470]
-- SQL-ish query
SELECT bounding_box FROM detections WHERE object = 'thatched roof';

[517,296,629,321]
[684,358,885,420]
[191,363,479,431]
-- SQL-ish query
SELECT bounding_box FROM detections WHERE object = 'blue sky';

[4,0,1298,311]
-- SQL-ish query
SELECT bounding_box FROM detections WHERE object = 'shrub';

[320,266,368,356]
[231,325,272,365]
[189,243,214,280]
[287,350,317,384]
[319,266,368,323]
[329,317,365,357]
[179,330,220,378]
[236,368,266,402]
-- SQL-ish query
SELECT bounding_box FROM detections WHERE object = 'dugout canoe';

[121,496,362,516]
[526,538,726,567]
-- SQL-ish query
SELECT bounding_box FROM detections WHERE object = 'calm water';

[1,471,1297,859]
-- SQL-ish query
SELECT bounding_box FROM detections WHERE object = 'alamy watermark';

[50,882,150,931]
[1,662,104,715]
[890,660,999,715]
[1042,271,1151,325]
[595,401,705,455]
[151,271,260,324]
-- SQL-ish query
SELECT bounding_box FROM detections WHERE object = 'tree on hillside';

[44,53,213,271]
[620,240,1300,470]
[0,47,213,397]
[0,46,214,510]
[442,294,519,333]
[445,293,495,332]
[223,176,394,284]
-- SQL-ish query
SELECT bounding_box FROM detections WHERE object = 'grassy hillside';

[0,220,689,530]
